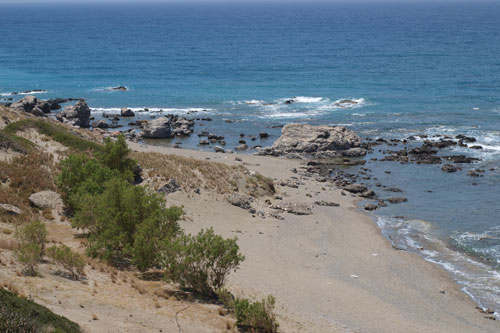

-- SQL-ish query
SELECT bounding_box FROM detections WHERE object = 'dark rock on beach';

[121,108,135,117]
[56,99,91,127]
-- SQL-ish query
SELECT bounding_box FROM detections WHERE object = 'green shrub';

[47,245,86,280]
[132,205,183,271]
[234,295,279,333]
[76,178,181,263]
[57,154,127,212]
[17,243,43,276]
[161,228,245,297]
[15,221,47,275]
[15,221,48,255]
[96,135,136,176]
[0,288,80,332]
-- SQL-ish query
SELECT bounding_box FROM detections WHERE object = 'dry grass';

[0,151,58,224]
[133,152,275,197]
[131,279,147,295]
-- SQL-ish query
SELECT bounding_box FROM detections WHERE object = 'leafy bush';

[132,205,183,271]
[0,288,80,332]
[57,154,127,212]
[75,178,181,263]
[161,228,245,297]
[15,221,48,255]
[15,221,47,275]
[96,135,136,176]
[47,245,86,280]
[17,243,43,276]
[234,295,279,333]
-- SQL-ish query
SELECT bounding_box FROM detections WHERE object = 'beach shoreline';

[128,141,499,332]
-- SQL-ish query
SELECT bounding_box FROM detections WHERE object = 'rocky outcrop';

[257,123,365,159]
[140,116,194,139]
[28,190,63,210]
[92,120,109,129]
[10,95,38,112]
[121,108,135,117]
[56,99,91,128]
[142,117,173,139]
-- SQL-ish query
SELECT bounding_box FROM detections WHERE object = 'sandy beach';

[129,142,499,333]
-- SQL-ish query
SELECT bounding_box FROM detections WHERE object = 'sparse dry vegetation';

[133,151,275,197]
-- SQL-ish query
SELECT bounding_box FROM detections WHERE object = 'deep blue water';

[1,2,499,314]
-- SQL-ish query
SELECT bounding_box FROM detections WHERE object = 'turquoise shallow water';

[1,2,499,314]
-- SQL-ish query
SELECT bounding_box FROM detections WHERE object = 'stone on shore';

[142,117,173,138]
[121,108,135,117]
[227,194,252,210]
[10,95,38,112]
[56,99,91,128]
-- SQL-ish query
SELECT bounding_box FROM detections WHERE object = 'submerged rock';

[387,197,408,204]
[441,164,459,173]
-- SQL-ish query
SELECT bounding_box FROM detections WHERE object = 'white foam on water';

[1,90,48,96]
[91,107,215,115]
[375,215,500,317]
[290,96,325,103]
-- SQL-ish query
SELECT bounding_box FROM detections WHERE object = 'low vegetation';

[4,119,101,152]
[133,151,275,197]
[161,228,244,297]
[0,288,80,332]
[234,295,279,332]
[15,221,47,275]
[47,245,86,280]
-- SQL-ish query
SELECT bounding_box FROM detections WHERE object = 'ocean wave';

[375,215,500,317]
[91,107,215,114]
[0,89,48,96]
[93,86,129,92]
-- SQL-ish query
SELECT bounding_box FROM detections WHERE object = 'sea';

[1,2,499,316]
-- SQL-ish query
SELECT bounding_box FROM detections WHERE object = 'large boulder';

[10,95,38,112]
[56,99,91,128]
[257,123,365,159]
[29,190,63,210]
[142,117,173,138]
